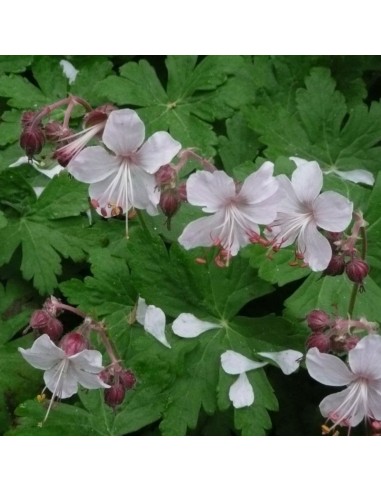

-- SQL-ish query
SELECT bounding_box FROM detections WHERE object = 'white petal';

[298,221,333,271]
[291,161,323,205]
[306,348,354,386]
[128,164,160,212]
[68,350,105,373]
[144,305,171,348]
[68,147,120,184]
[319,386,365,427]
[178,211,226,250]
[229,373,255,408]
[348,334,381,380]
[136,132,181,173]
[258,350,303,375]
[334,169,375,186]
[290,156,313,168]
[367,382,381,420]
[136,297,148,325]
[89,173,128,218]
[18,334,64,370]
[60,60,79,84]
[314,191,353,232]
[186,170,235,213]
[172,313,220,338]
[71,368,110,390]
[34,163,64,179]
[238,161,278,205]
[221,350,267,375]
[102,109,145,155]
[44,360,79,399]
[275,175,305,214]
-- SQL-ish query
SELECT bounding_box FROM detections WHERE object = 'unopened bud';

[99,369,112,384]
[84,104,115,128]
[59,332,88,356]
[346,258,369,284]
[155,164,177,186]
[40,317,63,341]
[324,255,346,276]
[21,110,38,128]
[306,310,330,332]
[370,420,381,433]
[159,190,181,219]
[20,126,45,158]
[306,333,331,353]
[104,383,125,408]
[30,309,50,329]
[44,121,73,142]
[119,369,136,390]
[344,336,360,351]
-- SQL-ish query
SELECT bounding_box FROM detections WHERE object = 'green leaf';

[0,110,22,146]
[365,172,381,269]
[0,55,33,74]
[69,57,114,106]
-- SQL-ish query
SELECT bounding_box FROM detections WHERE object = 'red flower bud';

[104,383,125,408]
[30,309,50,329]
[20,126,45,158]
[306,333,331,353]
[324,255,346,276]
[159,190,181,219]
[21,110,38,128]
[40,317,64,342]
[44,121,73,142]
[118,369,136,390]
[99,369,112,384]
[155,164,177,186]
[344,336,360,351]
[83,104,115,128]
[346,258,369,284]
[306,310,330,332]
[59,332,88,356]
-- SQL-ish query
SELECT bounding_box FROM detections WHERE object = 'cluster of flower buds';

[324,213,369,287]
[101,366,136,408]
[306,309,378,354]
[155,163,187,228]
[19,96,114,167]
[27,296,65,341]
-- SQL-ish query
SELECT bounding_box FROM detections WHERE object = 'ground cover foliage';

[1,55,381,436]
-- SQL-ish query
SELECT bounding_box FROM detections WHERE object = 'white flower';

[178,162,279,259]
[19,334,108,421]
[306,335,381,431]
[136,297,171,348]
[172,313,220,338]
[291,156,374,186]
[221,349,302,409]
[68,109,181,237]
[60,60,79,85]
[269,161,353,271]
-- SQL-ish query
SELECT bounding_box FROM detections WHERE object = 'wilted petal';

[103,109,145,155]
[258,350,303,375]
[238,162,278,205]
[136,132,181,173]
[186,170,236,213]
[221,350,267,375]
[314,191,353,232]
[144,305,171,348]
[306,348,354,386]
[298,221,333,271]
[348,334,381,380]
[178,211,226,250]
[136,297,148,325]
[172,313,220,338]
[229,373,254,408]
[68,146,119,184]
[333,169,374,186]
[18,334,64,370]
[291,161,323,205]
[69,350,105,373]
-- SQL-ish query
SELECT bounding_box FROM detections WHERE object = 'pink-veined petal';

[102,109,145,155]
[319,385,365,427]
[43,360,79,399]
[306,348,354,386]
[144,305,171,348]
[172,313,220,338]
[18,334,64,370]
[136,131,181,173]
[178,211,226,250]
[229,373,254,408]
[298,221,333,271]
[68,147,120,184]
[333,169,374,186]
[186,170,235,213]
[291,161,323,205]
[128,164,160,213]
[238,162,278,205]
[314,191,353,232]
[348,334,381,380]
[258,350,303,375]
[221,350,266,375]
[68,350,104,373]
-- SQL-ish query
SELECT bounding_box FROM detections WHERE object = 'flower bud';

[99,369,112,384]
[177,182,187,202]
[346,258,369,284]
[83,104,115,128]
[21,110,38,128]
[306,310,330,332]
[344,336,360,351]
[306,333,331,353]
[30,309,50,329]
[44,121,73,142]
[59,332,88,356]
[370,419,381,433]
[118,369,136,390]
[159,189,181,219]
[20,126,45,158]
[40,317,64,341]
[324,255,346,276]
[104,383,125,408]
[155,164,177,186]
